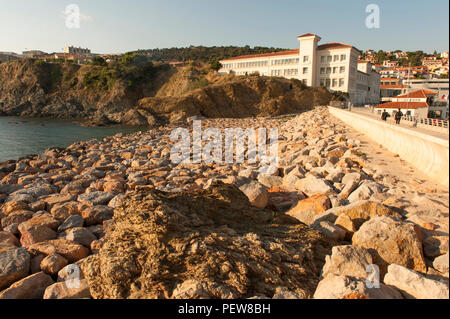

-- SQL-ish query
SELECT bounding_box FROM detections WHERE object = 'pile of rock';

[0,106,448,299]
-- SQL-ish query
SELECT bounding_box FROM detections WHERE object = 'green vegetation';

[91,56,107,67]
[209,60,222,72]
[134,45,287,63]
[188,78,210,91]
[82,52,170,91]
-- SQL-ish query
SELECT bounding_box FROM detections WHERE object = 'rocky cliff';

[0,59,336,126]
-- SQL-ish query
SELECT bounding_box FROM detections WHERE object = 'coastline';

[0,106,448,299]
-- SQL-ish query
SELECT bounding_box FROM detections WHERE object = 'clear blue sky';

[1,0,448,54]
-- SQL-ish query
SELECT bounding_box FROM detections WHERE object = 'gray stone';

[0,247,31,290]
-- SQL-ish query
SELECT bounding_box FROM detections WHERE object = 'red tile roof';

[375,101,429,109]
[395,89,437,99]
[221,49,299,61]
[380,85,407,89]
[297,33,318,38]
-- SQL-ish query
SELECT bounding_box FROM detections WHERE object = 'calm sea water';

[0,116,142,163]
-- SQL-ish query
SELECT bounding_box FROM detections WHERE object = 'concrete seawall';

[329,106,449,187]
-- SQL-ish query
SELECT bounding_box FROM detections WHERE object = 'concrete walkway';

[350,108,449,141]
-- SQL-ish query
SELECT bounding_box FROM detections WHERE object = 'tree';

[92,56,107,66]
[210,61,223,72]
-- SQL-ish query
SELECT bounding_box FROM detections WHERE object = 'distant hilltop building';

[64,46,91,55]
[219,33,380,105]
[22,50,46,58]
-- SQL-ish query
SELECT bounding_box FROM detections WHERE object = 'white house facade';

[219,33,380,105]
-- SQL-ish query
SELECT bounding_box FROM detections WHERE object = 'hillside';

[0,57,339,126]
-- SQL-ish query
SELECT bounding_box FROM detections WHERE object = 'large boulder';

[313,274,403,299]
[324,200,402,230]
[347,181,384,203]
[0,272,54,299]
[322,245,373,279]
[26,239,90,263]
[81,182,336,299]
[286,194,331,226]
[295,176,334,197]
[0,247,31,290]
[384,264,449,299]
[352,216,426,277]
[43,279,91,299]
[238,181,269,209]
[433,253,449,274]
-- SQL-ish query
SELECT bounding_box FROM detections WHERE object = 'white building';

[64,46,91,55]
[219,33,380,105]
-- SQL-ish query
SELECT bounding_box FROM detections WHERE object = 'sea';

[0,116,141,163]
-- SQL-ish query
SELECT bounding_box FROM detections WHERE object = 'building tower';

[297,33,321,87]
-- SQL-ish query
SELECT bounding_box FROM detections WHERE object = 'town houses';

[375,89,447,119]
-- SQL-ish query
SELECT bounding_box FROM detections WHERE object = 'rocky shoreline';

[0,106,448,299]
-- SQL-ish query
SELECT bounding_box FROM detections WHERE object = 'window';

[341,54,346,61]
[320,79,325,86]
[327,56,332,62]
[333,67,338,74]
[325,79,331,87]
[320,67,325,74]
[303,56,309,63]
[326,67,331,74]
[332,79,338,87]
[303,67,308,74]
[339,79,345,87]
[321,56,326,63]
[340,66,345,73]
[334,55,339,62]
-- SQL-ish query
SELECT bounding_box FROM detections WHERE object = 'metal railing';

[401,115,449,129]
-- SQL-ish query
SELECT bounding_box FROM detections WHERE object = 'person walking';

[381,109,390,121]
[395,108,403,124]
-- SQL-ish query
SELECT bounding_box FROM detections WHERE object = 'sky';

[1,0,449,54]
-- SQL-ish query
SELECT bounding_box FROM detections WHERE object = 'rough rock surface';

[384,264,449,299]
[352,216,426,276]
[313,274,403,299]
[82,182,336,299]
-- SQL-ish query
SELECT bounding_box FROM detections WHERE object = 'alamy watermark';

[366,264,381,289]
[170,121,279,174]
[365,4,380,29]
